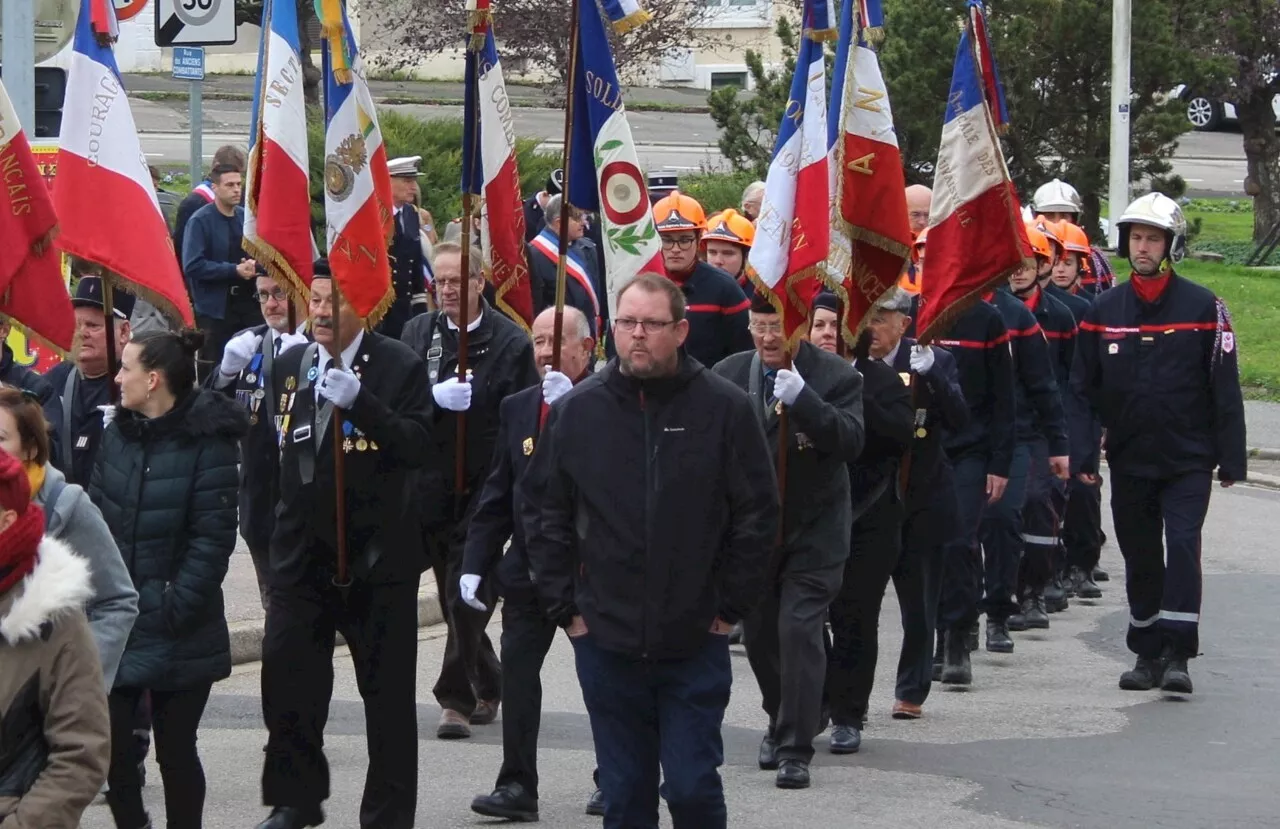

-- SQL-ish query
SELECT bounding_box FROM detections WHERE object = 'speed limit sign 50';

[154,0,236,47]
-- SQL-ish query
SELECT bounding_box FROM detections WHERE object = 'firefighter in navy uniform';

[256,269,435,829]
[378,156,433,341]
[1072,193,1245,696]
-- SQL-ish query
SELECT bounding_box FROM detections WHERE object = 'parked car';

[1170,84,1280,131]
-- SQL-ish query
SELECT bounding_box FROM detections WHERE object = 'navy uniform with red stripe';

[984,289,1068,640]
[933,299,1014,682]
[1072,270,1245,664]
[678,261,752,367]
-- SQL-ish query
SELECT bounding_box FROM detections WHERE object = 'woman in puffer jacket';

[0,450,111,828]
[91,329,247,829]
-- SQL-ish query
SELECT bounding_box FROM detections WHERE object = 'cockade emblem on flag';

[325,133,368,202]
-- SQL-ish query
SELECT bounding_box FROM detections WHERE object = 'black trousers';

[892,464,957,705]
[495,587,559,798]
[430,523,502,717]
[261,577,420,829]
[744,556,844,763]
[247,541,270,610]
[1017,439,1065,597]
[826,489,905,726]
[1065,476,1104,572]
[106,684,213,829]
[939,453,988,631]
[1110,470,1212,659]
[196,289,261,381]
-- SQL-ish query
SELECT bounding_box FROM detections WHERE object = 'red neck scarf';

[1020,286,1041,311]
[0,504,46,596]
[1131,269,1171,304]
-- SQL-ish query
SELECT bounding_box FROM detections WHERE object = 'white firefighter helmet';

[1116,192,1187,264]
[1032,179,1083,214]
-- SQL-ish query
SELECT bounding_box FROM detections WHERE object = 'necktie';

[273,336,283,357]
[398,208,407,237]
[764,369,777,411]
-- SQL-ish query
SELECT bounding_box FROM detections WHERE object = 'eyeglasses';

[256,288,288,304]
[909,211,930,222]
[661,236,697,251]
[749,320,783,335]
[614,318,676,334]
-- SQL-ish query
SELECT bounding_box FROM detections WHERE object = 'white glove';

[219,330,262,378]
[317,367,361,409]
[910,344,935,375]
[98,404,116,429]
[542,369,573,405]
[432,377,472,412]
[459,573,487,612]
[276,332,308,354]
[773,367,805,407]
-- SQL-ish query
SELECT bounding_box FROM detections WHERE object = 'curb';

[228,589,444,666]
[1248,447,1280,461]
[1246,471,1280,490]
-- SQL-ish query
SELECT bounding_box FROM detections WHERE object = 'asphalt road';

[75,479,1280,829]
[130,96,1250,193]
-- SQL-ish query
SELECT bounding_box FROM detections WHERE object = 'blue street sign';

[172,46,205,81]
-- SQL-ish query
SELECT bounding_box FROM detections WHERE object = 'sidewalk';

[223,542,443,665]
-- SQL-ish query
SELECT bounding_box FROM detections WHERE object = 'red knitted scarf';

[0,503,46,595]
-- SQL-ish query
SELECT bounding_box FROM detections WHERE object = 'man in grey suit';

[712,292,865,790]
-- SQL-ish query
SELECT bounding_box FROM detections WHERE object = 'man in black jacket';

[713,292,864,789]
[462,306,603,822]
[523,273,778,829]
[255,273,434,829]
[1072,193,1246,696]
[400,241,539,740]
[207,271,308,606]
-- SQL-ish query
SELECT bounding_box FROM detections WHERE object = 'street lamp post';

[1108,0,1132,248]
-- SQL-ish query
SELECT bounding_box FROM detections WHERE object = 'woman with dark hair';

[0,387,138,689]
[91,328,247,829]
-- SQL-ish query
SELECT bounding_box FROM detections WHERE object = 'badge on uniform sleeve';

[285,376,297,391]
[1107,343,1119,355]
[1223,332,1235,353]
[245,373,257,384]
[522,437,534,456]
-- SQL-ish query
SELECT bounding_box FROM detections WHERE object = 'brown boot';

[470,699,500,725]
[437,709,472,739]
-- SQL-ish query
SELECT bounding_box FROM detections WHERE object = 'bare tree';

[236,0,322,105]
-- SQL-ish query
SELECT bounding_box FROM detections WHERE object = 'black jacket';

[991,289,1070,457]
[401,305,539,527]
[90,389,247,690]
[934,300,1016,477]
[890,340,968,512]
[461,385,544,593]
[846,354,913,518]
[271,333,436,586]
[527,232,603,337]
[45,364,111,487]
[714,341,866,572]
[0,345,64,469]
[522,356,779,659]
[1047,284,1101,471]
[379,205,428,341]
[1071,272,1247,481]
[672,262,753,369]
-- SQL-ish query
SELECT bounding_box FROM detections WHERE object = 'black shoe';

[255,806,324,829]
[965,619,979,652]
[1023,595,1050,629]
[1160,655,1194,694]
[829,724,861,754]
[986,619,1014,653]
[1043,580,1068,613]
[940,629,972,685]
[727,621,743,645]
[1007,609,1029,631]
[585,788,606,817]
[932,634,944,681]
[1093,566,1110,582]
[758,730,779,770]
[775,759,810,789]
[1118,656,1163,691]
[471,783,539,822]
[1070,566,1103,599]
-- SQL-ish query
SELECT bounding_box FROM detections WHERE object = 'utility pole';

[1107,0,1132,248]
[2,0,37,136]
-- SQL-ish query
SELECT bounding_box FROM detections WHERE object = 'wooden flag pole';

[330,280,351,588]
[769,347,793,579]
[550,0,582,373]
[101,276,121,404]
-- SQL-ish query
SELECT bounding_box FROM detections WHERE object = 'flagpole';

[455,42,484,512]
[102,276,121,404]
[770,347,792,576]
[550,0,581,373]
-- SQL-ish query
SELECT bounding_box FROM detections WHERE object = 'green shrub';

[677,170,760,216]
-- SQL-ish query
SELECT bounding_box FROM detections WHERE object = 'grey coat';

[34,464,138,689]
[713,340,866,573]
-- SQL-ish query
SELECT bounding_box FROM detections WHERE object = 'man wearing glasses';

[208,270,308,604]
[652,193,753,369]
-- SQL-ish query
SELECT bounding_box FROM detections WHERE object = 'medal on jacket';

[523,436,534,456]
[913,408,928,439]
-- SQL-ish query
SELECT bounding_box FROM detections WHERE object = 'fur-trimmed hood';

[115,386,249,443]
[0,536,93,646]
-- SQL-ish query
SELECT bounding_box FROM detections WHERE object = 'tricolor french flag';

[916,0,1030,341]
[566,0,664,320]
[55,0,194,327]
[319,1,394,325]
[463,29,533,332]
[823,0,911,343]
[245,0,314,302]
[747,0,831,347]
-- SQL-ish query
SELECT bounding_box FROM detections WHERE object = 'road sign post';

[172,46,205,185]
[1,0,36,136]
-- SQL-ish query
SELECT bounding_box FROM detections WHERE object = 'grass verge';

[1175,260,1280,400]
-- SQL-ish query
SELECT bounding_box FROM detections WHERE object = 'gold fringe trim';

[30,225,59,258]
[806,28,839,42]
[610,8,652,35]
[467,8,492,50]
[103,272,194,332]
[361,283,397,332]
[863,25,884,46]
[915,264,1018,345]
[242,236,312,311]
[840,220,913,261]
[0,313,70,362]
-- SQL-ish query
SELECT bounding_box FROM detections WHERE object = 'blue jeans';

[572,633,732,829]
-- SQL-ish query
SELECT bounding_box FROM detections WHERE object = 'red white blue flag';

[823,0,911,344]
[245,0,314,303]
[318,1,394,325]
[747,0,831,349]
[55,0,194,327]
[566,0,664,319]
[463,28,533,332]
[916,0,1030,340]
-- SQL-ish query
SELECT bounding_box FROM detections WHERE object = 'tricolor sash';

[530,229,601,329]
